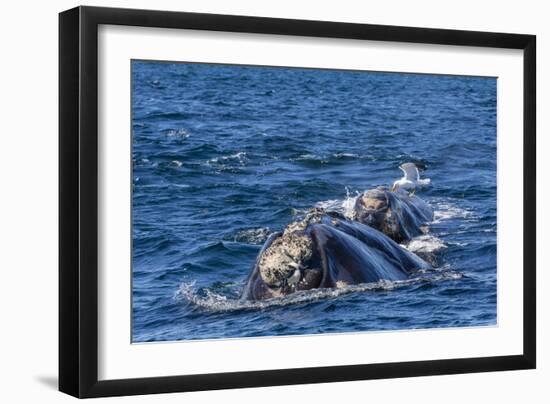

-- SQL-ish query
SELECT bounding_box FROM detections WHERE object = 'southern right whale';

[241,209,430,301]
[354,187,433,243]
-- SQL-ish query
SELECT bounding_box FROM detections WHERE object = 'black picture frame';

[59,5,536,398]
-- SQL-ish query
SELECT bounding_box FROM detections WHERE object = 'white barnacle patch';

[257,208,326,289]
[258,232,313,287]
[284,208,325,236]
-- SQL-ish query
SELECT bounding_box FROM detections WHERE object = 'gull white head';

[392,162,430,192]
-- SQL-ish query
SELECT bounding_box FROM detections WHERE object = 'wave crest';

[405,235,447,254]
[232,227,272,244]
[433,202,474,223]
[208,151,248,165]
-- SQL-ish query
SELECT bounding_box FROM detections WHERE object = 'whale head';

[354,188,407,242]
[354,189,390,227]
[240,211,330,300]
[258,233,318,289]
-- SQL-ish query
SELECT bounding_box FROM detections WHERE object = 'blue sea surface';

[131,61,497,342]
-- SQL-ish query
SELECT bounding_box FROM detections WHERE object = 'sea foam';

[175,270,463,313]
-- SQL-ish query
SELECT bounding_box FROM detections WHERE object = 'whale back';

[321,216,430,272]
[307,223,410,288]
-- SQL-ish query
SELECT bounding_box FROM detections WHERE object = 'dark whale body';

[241,212,430,301]
[354,188,433,242]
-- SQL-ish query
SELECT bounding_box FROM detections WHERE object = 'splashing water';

[175,270,463,313]
[405,235,447,255]
[231,227,272,244]
[315,187,360,219]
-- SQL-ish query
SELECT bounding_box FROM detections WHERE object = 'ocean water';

[131,61,497,342]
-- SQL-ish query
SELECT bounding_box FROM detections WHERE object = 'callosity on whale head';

[354,187,434,243]
[240,209,326,301]
[241,209,431,301]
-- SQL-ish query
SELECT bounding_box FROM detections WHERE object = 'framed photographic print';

[59,6,536,398]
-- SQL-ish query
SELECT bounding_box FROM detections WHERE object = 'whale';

[241,209,430,301]
[353,187,433,243]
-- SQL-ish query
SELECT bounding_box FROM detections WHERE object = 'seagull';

[392,162,431,192]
